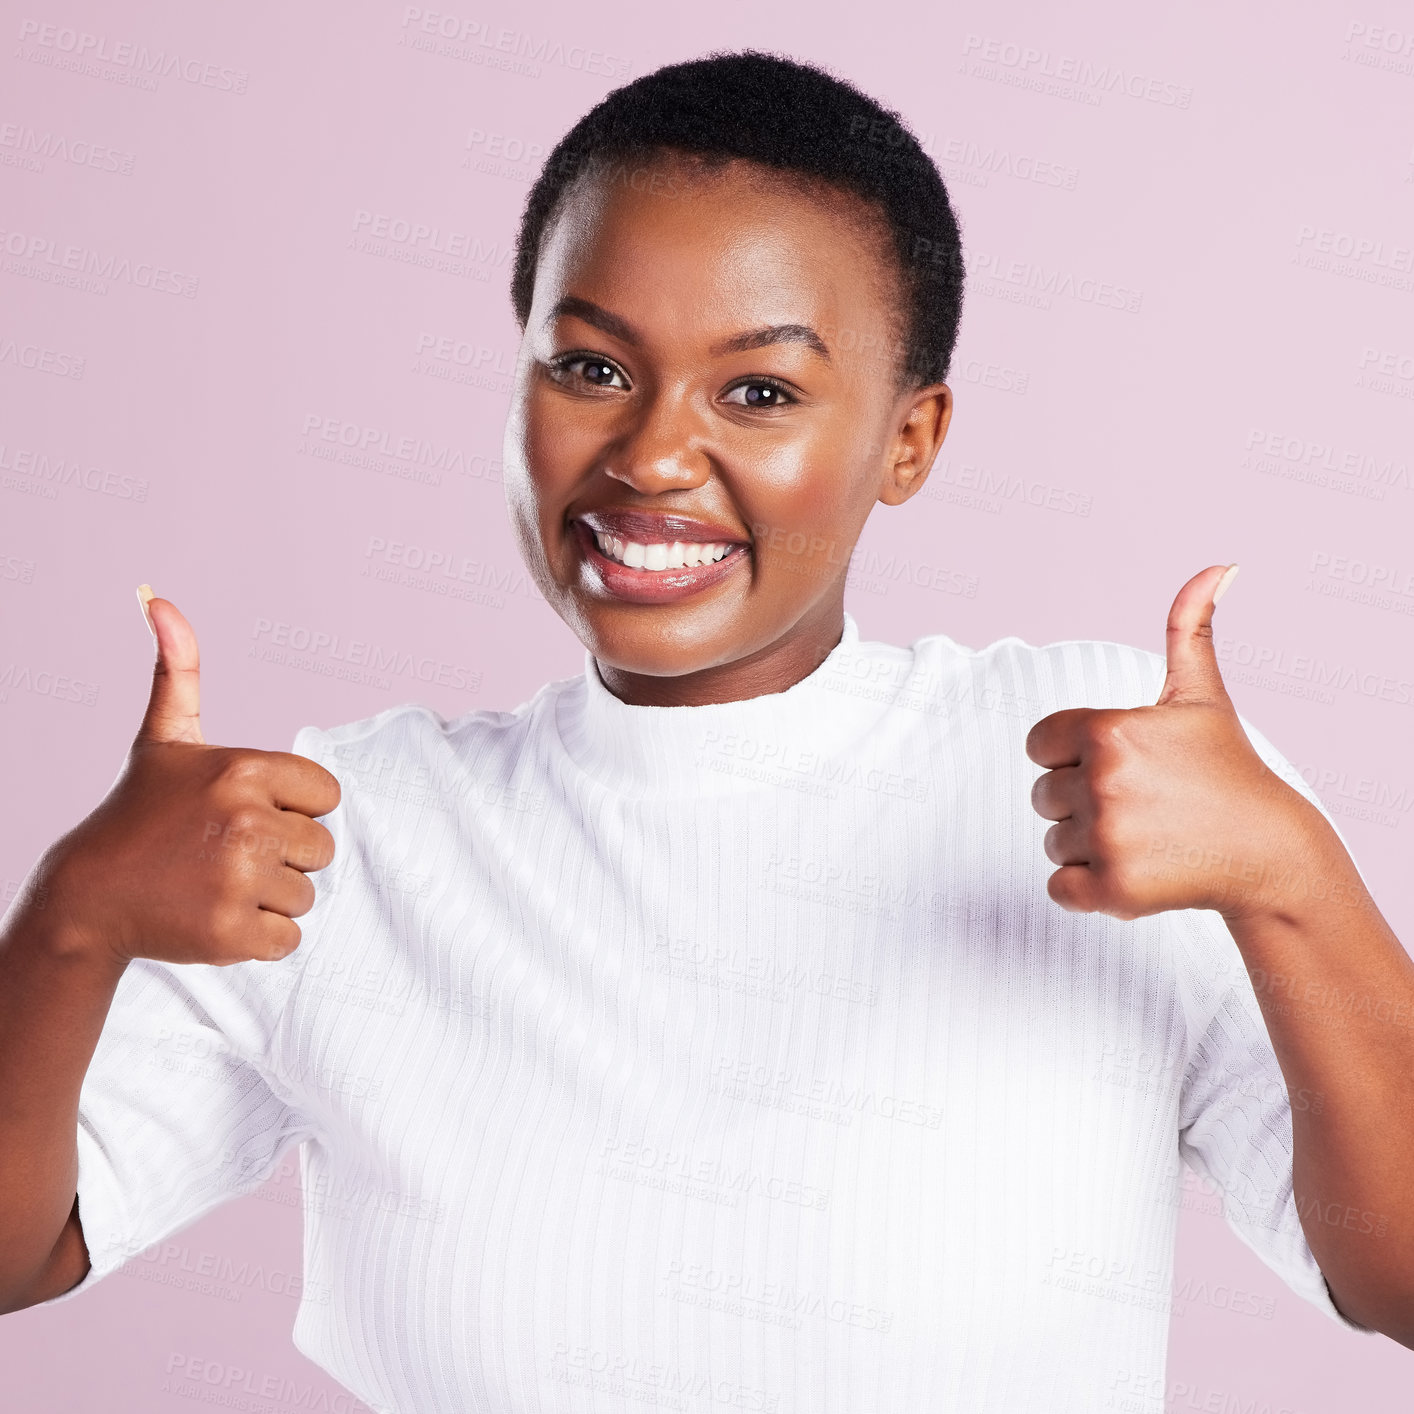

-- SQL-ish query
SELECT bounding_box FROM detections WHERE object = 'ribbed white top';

[45,612,1370,1412]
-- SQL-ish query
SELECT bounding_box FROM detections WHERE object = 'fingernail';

[1213,563,1240,605]
[136,583,155,638]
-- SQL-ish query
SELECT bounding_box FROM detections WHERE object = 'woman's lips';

[571,518,749,604]
[577,508,747,544]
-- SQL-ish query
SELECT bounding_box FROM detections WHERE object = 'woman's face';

[503,154,952,705]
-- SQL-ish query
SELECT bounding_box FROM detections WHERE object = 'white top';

[44,612,1371,1412]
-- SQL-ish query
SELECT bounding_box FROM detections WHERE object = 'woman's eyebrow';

[546,296,831,364]
[548,295,638,344]
[711,324,832,363]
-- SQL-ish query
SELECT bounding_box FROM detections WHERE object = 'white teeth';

[591,531,735,571]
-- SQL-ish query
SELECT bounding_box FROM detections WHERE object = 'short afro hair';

[509,50,965,389]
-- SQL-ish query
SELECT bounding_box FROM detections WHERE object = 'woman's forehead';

[534,157,899,336]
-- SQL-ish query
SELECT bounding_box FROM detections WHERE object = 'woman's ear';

[878,383,952,506]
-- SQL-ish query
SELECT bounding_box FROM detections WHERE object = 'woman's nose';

[601,393,712,494]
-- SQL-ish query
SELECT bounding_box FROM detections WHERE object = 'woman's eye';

[723,381,795,408]
[551,356,628,390]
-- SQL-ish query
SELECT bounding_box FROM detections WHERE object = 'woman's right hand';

[33,590,342,969]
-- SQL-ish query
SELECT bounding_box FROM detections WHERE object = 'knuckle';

[1091,713,1129,751]
[286,876,317,919]
[1088,767,1126,805]
[286,838,320,871]
[217,749,267,787]
[1088,813,1126,858]
[226,852,265,891]
[1100,857,1138,904]
[223,803,268,839]
[1046,870,1075,909]
[207,897,250,943]
[265,920,302,961]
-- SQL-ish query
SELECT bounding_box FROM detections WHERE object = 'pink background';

[3,1,1413,1407]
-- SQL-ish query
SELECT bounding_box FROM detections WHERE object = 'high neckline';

[552,612,895,798]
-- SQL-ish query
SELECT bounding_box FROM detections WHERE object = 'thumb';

[135,585,205,745]
[1155,563,1239,707]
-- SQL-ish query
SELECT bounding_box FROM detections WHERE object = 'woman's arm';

[0,591,339,1312]
[1220,841,1414,1344]
[1026,563,1414,1346]
[0,896,129,1312]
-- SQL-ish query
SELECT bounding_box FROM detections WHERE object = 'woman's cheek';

[753,516,856,595]
[749,460,863,591]
[764,415,877,519]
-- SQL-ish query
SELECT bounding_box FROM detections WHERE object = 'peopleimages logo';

[1241,427,1411,499]
[249,617,481,693]
[298,414,507,487]
[1293,223,1414,295]
[0,662,100,706]
[966,249,1144,313]
[397,7,630,79]
[1354,346,1414,402]
[0,226,199,297]
[959,34,1193,107]
[0,119,136,176]
[0,333,84,378]
[1340,21,1414,77]
[0,442,149,501]
[161,1354,375,1412]
[350,209,510,265]
[15,19,249,93]
[1216,636,1414,708]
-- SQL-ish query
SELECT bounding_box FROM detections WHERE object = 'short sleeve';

[35,739,333,1306]
[1175,965,1374,1332]
[1172,709,1380,1334]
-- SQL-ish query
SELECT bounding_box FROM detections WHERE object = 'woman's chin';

[567,607,762,684]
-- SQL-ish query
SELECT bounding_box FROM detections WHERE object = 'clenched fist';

[1025,564,1330,924]
[37,588,341,968]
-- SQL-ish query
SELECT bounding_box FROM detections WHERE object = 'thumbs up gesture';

[37,589,342,968]
[1025,565,1324,923]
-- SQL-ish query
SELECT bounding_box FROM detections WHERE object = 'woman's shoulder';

[290,671,580,770]
[895,625,1169,714]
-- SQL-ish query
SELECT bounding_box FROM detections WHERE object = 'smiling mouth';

[591,530,735,571]
[571,517,750,603]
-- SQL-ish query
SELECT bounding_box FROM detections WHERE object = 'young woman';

[3,50,1412,1414]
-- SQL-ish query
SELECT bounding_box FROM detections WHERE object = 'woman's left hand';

[1024,564,1336,924]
